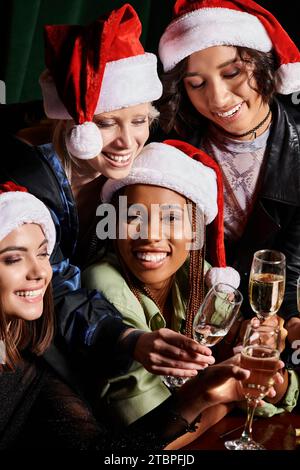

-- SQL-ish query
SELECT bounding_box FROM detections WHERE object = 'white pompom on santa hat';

[159,0,300,94]
[39,3,162,160]
[102,139,240,289]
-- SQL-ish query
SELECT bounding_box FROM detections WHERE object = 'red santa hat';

[159,0,300,94]
[102,140,240,288]
[0,181,56,254]
[39,3,162,160]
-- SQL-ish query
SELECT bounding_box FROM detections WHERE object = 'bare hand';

[208,354,285,405]
[188,363,250,407]
[133,328,215,376]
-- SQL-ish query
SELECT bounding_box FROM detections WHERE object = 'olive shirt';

[82,252,210,427]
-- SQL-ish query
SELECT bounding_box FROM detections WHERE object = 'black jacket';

[190,98,300,321]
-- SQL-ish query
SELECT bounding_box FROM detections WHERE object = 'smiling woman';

[82,139,241,432]
[0,181,55,369]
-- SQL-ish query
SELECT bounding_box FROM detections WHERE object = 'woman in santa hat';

[158,0,300,351]
[82,140,293,446]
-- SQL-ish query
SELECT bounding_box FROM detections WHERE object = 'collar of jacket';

[261,98,300,206]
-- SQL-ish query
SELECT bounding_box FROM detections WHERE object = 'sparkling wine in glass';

[193,282,243,347]
[162,283,243,390]
[249,250,285,321]
[224,323,280,450]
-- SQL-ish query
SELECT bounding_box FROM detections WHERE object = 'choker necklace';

[222,108,272,140]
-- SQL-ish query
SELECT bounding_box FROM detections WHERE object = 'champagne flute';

[162,283,243,390]
[249,249,285,321]
[193,282,243,347]
[224,323,280,450]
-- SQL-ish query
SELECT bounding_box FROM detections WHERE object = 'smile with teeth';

[105,152,131,163]
[15,289,43,298]
[216,103,243,118]
[136,252,168,263]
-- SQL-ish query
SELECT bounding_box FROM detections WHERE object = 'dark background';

[0,0,298,103]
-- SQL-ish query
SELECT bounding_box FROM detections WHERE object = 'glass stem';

[241,399,257,442]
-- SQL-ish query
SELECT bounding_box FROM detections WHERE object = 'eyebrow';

[0,238,48,255]
[184,55,239,78]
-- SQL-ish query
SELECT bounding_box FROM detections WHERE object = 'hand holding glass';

[193,282,243,347]
[249,249,285,320]
[224,323,280,450]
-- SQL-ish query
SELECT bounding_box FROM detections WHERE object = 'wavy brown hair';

[158,47,278,139]
[0,283,55,370]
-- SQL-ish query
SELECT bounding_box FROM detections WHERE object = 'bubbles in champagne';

[193,324,228,347]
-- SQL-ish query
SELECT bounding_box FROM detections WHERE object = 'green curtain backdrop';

[0,0,298,104]
[0,0,173,103]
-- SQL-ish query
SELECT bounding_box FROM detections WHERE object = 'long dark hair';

[0,283,55,369]
[158,46,278,139]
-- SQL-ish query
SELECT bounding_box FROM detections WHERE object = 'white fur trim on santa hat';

[159,8,272,72]
[0,192,56,254]
[275,63,300,94]
[102,142,218,225]
[65,121,103,160]
[40,53,162,119]
[205,266,240,290]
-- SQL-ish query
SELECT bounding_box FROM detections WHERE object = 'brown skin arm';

[164,403,233,450]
